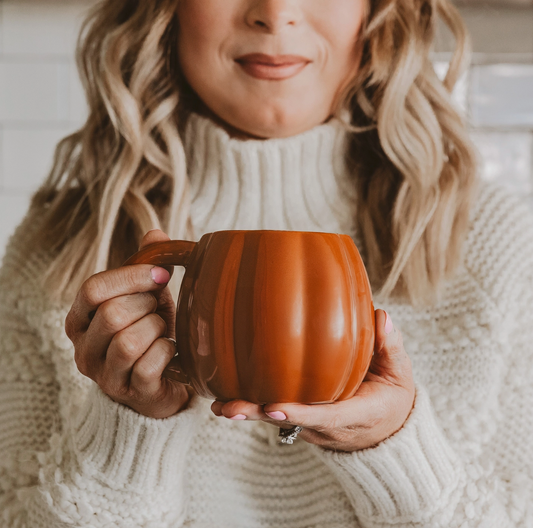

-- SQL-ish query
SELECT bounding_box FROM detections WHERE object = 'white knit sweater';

[1,114,533,528]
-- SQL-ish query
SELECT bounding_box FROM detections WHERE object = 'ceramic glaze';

[124,231,375,404]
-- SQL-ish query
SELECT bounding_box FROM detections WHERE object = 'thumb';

[367,310,412,386]
[140,228,171,249]
[138,230,173,279]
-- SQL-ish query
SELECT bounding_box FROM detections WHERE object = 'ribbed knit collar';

[183,113,357,238]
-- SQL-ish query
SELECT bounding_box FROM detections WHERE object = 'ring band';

[278,425,303,445]
[163,337,177,352]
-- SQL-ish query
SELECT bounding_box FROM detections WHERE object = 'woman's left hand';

[211,310,415,452]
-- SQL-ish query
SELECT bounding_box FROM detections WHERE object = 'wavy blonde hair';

[30,0,477,305]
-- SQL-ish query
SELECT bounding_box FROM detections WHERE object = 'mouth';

[235,53,311,81]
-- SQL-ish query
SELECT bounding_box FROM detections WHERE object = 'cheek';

[178,13,211,65]
[318,1,365,78]
[328,0,366,39]
[177,1,231,77]
[177,0,225,37]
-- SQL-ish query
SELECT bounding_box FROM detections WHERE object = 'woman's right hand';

[65,230,190,419]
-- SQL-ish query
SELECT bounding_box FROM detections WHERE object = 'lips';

[235,53,310,80]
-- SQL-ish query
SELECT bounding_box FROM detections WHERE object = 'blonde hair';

[31,0,477,305]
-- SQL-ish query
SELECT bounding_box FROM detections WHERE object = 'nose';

[245,0,302,33]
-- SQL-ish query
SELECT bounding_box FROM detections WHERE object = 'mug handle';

[123,240,198,386]
[123,240,197,268]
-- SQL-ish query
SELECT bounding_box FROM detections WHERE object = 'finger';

[153,287,177,341]
[139,229,171,250]
[211,400,267,421]
[65,264,171,338]
[74,292,158,379]
[87,291,157,350]
[104,313,167,387]
[138,229,174,281]
[130,336,178,394]
[369,310,412,385]
[138,229,176,338]
[211,401,224,416]
[263,395,379,432]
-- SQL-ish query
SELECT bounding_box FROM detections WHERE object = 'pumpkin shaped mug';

[124,230,375,404]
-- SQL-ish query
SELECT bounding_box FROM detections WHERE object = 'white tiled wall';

[0,0,92,259]
[468,63,533,196]
[470,64,533,128]
[0,0,532,260]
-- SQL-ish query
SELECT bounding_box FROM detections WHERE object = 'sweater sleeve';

[0,221,203,527]
[312,185,533,528]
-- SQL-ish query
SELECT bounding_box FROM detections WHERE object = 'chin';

[217,103,329,140]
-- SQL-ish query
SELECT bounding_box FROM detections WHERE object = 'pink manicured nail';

[266,411,287,421]
[385,312,394,335]
[151,267,170,285]
[229,414,247,420]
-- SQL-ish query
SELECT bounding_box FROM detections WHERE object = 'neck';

[183,113,357,239]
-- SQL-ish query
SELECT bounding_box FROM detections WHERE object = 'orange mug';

[124,230,375,404]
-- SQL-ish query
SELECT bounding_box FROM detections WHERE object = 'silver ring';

[278,425,303,445]
[162,337,178,355]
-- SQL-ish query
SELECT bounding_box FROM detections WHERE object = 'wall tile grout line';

[1,122,81,130]
[0,55,72,63]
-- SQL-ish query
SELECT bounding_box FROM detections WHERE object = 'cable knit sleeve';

[0,217,203,528]
[313,184,533,527]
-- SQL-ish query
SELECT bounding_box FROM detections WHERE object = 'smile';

[235,53,310,80]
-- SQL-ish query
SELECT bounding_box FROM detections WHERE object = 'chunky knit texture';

[1,114,533,527]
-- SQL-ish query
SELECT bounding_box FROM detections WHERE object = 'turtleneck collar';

[183,113,357,239]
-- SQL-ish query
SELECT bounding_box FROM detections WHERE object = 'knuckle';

[122,291,153,314]
[135,359,160,384]
[152,313,168,336]
[81,274,106,306]
[99,302,130,333]
[113,331,143,362]
[137,292,158,313]
[143,313,168,339]
[222,400,245,418]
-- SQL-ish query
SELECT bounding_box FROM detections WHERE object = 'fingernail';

[385,312,394,335]
[229,414,247,420]
[151,267,170,285]
[266,411,287,421]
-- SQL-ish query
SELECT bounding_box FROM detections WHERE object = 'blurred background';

[0,0,531,259]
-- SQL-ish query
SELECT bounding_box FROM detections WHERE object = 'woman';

[0,0,532,526]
